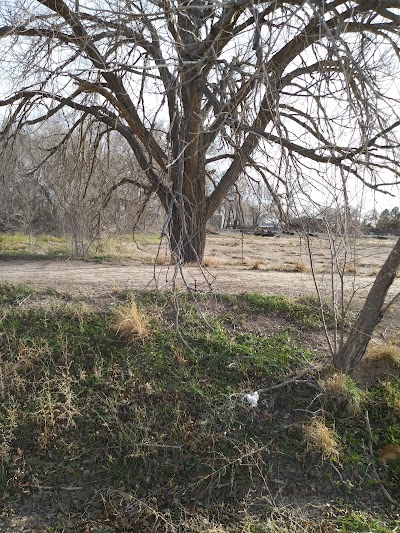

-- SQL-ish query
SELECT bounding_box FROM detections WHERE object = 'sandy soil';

[0,256,399,303]
[0,257,389,296]
[1,232,399,298]
[1,233,399,337]
[204,233,397,277]
[0,258,297,290]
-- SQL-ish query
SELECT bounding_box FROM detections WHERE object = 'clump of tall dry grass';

[303,417,340,460]
[293,260,307,272]
[321,373,364,416]
[366,342,400,367]
[203,257,221,268]
[113,302,150,342]
[154,254,170,266]
[250,259,264,270]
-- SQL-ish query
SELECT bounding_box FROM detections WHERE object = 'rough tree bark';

[169,200,207,264]
[166,56,207,263]
[334,238,400,373]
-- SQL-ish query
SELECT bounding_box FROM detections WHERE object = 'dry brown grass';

[322,373,364,415]
[345,265,357,274]
[379,444,400,462]
[203,256,221,268]
[303,417,340,460]
[366,342,400,367]
[154,254,170,266]
[293,260,307,272]
[274,261,308,273]
[249,259,264,270]
[113,301,150,342]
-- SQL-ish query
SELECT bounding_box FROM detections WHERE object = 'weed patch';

[0,281,35,305]
[0,232,71,259]
[322,373,365,416]
[303,417,340,461]
[238,293,331,327]
[367,342,400,367]
[203,256,221,268]
[0,285,399,531]
[339,511,396,532]
[113,301,150,342]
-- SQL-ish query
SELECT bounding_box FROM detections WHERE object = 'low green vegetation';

[339,511,397,533]
[235,292,333,327]
[0,231,162,261]
[0,280,35,305]
[0,282,399,531]
[0,232,71,259]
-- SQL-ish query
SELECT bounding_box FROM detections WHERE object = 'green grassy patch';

[339,511,395,532]
[0,283,398,531]
[227,292,332,327]
[0,281,35,305]
[0,231,162,261]
[0,232,71,259]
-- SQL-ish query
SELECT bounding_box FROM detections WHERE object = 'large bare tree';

[1,0,400,263]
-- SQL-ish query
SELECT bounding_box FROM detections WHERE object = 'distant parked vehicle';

[253,220,281,236]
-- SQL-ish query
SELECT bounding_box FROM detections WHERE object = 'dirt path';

[1,258,398,300]
[4,258,400,340]
[1,234,398,301]
[0,259,315,296]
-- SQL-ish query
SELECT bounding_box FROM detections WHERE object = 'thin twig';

[17,294,32,307]
[382,290,400,316]
[258,365,321,395]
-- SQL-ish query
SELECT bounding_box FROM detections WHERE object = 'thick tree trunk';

[334,237,400,373]
[166,125,207,263]
[169,196,207,264]
[165,59,208,264]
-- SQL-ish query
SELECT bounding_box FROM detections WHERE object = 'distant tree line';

[2,127,397,247]
[0,125,166,255]
[0,124,276,254]
[363,208,400,236]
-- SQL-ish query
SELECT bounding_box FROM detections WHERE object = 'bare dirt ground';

[1,233,399,336]
[0,233,399,297]
[0,258,323,296]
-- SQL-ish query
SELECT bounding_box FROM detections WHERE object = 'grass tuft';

[240,293,330,327]
[366,342,400,367]
[203,256,221,268]
[322,372,365,415]
[154,253,170,265]
[113,301,150,342]
[0,281,35,305]
[249,259,264,270]
[293,260,307,272]
[304,417,340,460]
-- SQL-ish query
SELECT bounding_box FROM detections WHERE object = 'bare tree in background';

[0,131,57,233]
[1,123,163,254]
[36,121,161,256]
[1,0,400,265]
[2,0,400,372]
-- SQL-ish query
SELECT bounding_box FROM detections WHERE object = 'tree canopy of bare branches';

[1,0,400,262]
